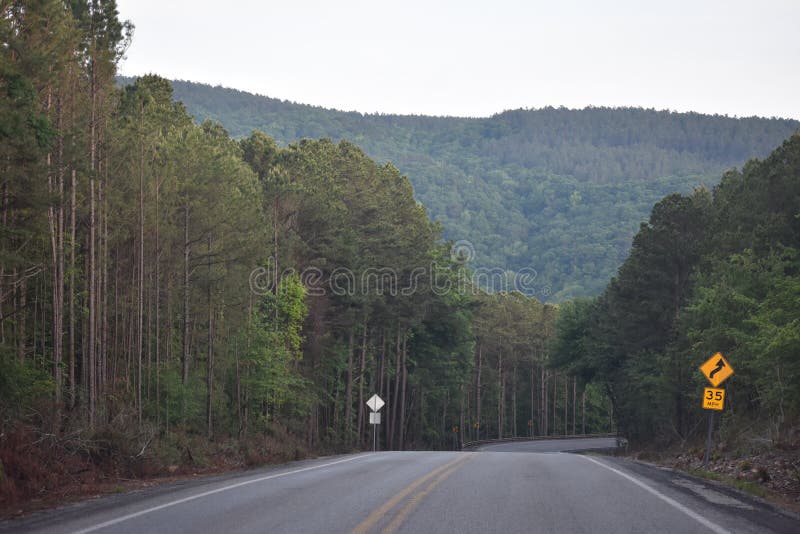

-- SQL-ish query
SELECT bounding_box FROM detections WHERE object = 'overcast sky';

[116,0,799,120]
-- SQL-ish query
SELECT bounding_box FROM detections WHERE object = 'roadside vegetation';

[550,135,800,506]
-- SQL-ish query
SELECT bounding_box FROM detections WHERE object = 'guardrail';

[461,433,627,451]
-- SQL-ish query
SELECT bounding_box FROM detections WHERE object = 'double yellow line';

[351,453,473,534]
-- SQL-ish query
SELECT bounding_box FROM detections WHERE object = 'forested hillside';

[2,1,592,507]
[552,134,800,450]
[146,79,800,300]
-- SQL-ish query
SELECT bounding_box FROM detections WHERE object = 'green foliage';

[241,275,310,425]
[552,134,800,446]
[0,346,54,420]
[157,364,205,430]
[549,299,596,381]
[581,382,614,435]
[120,77,800,301]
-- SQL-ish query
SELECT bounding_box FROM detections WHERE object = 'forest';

[551,134,800,450]
[1,1,597,505]
[3,0,798,512]
[153,78,800,300]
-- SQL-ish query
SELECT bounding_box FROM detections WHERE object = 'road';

[472,436,620,453]
[2,438,797,534]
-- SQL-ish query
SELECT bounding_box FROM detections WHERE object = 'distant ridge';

[117,76,800,300]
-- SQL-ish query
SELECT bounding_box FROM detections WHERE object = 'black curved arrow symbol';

[709,359,726,379]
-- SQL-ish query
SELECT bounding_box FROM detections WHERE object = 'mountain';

[121,77,799,300]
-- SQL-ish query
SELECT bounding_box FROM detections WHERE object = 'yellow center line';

[351,453,473,534]
[381,454,471,534]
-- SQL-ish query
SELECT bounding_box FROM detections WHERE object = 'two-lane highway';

[2,438,797,533]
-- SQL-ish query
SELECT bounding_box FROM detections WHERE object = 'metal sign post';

[369,411,381,451]
[366,394,384,452]
[703,411,714,468]
[699,353,734,469]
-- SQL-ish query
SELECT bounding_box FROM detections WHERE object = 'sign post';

[366,394,385,452]
[703,410,714,468]
[699,353,734,469]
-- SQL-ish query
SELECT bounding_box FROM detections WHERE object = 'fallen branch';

[136,436,153,458]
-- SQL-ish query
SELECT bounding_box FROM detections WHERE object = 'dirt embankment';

[0,422,327,519]
[628,441,800,514]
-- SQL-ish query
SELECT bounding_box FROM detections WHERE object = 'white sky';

[116,0,800,119]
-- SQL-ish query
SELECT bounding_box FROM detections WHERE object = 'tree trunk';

[357,319,367,447]
[137,108,145,425]
[512,364,517,437]
[0,187,6,346]
[146,271,152,399]
[378,329,385,398]
[88,178,96,427]
[242,337,250,438]
[47,95,65,424]
[206,235,214,438]
[572,376,576,435]
[155,179,160,426]
[399,329,407,450]
[32,281,38,366]
[272,196,279,320]
[88,34,98,428]
[497,351,503,439]
[235,338,242,438]
[564,374,568,436]
[96,177,104,403]
[82,248,89,411]
[102,177,109,398]
[582,388,586,435]
[390,328,401,449]
[383,332,392,449]
[17,277,26,363]
[344,327,354,444]
[553,373,558,435]
[475,343,482,441]
[530,365,535,437]
[540,367,546,436]
[112,256,119,393]
[182,198,190,384]
[69,170,76,407]
[459,384,465,448]
[58,102,65,415]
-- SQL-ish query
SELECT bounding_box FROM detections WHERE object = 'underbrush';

[627,418,800,511]
[0,418,315,516]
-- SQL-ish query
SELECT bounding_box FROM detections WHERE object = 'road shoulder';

[0,452,365,532]
[582,453,800,534]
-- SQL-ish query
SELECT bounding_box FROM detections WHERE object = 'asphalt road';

[2,438,797,534]
[474,436,620,453]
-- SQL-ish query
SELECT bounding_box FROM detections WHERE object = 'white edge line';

[72,454,371,534]
[580,455,730,534]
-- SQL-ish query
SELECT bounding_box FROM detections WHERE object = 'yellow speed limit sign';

[702,387,725,410]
